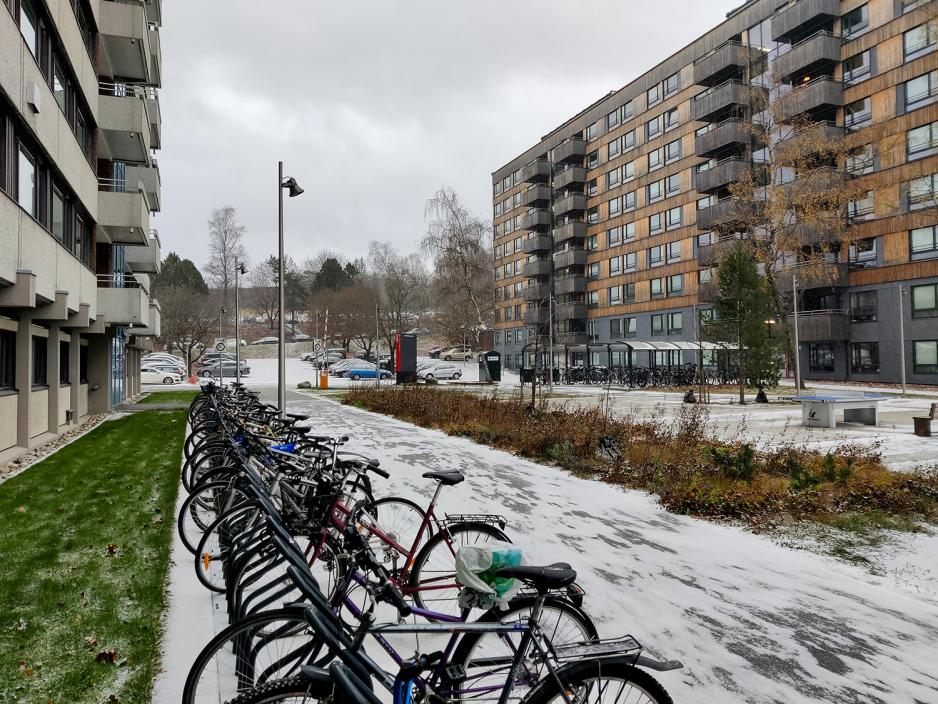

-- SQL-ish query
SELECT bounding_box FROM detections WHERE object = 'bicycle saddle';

[287,413,310,422]
[421,470,465,486]
[495,563,577,591]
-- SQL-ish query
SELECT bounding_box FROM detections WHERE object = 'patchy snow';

[271,394,938,704]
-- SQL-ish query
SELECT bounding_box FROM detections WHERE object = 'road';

[279,391,938,704]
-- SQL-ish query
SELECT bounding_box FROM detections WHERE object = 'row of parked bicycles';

[176,382,682,704]
[533,364,741,389]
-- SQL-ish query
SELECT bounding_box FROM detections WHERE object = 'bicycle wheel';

[356,497,429,574]
[522,659,673,704]
[178,480,249,555]
[223,674,333,704]
[182,607,329,704]
[194,504,259,592]
[444,594,599,704]
[407,522,509,617]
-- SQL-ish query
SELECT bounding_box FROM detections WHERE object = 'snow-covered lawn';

[280,395,938,703]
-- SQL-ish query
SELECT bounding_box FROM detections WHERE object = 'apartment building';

[492,0,938,385]
[0,0,162,458]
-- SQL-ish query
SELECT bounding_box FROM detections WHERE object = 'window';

[697,195,714,211]
[609,256,621,275]
[587,178,598,196]
[504,306,514,321]
[514,282,523,297]
[608,227,622,247]
[848,191,875,220]
[851,343,880,374]
[648,148,662,171]
[845,97,872,128]
[648,180,663,203]
[648,245,664,267]
[908,121,938,160]
[664,73,679,97]
[905,71,938,111]
[841,4,868,39]
[608,138,621,160]
[646,115,662,140]
[622,160,635,181]
[608,286,622,304]
[666,206,682,230]
[20,0,39,57]
[647,84,661,106]
[587,150,599,169]
[32,336,47,387]
[651,314,665,335]
[902,0,927,13]
[911,283,938,318]
[908,173,937,210]
[649,212,664,234]
[79,345,88,383]
[697,232,714,248]
[624,252,637,271]
[622,191,636,211]
[651,278,664,299]
[849,238,878,268]
[623,130,635,151]
[846,145,875,175]
[624,317,637,337]
[608,197,621,217]
[505,220,512,236]
[843,51,871,84]
[587,235,599,250]
[911,225,938,258]
[515,260,523,274]
[623,222,635,240]
[588,262,600,278]
[59,340,70,384]
[664,139,681,164]
[699,267,714,283]
[0,331,14,390]
[51,187,65,242]
[18,147,37,216]
[809,344,835,372]
[914,341,938,373]
[494,181,502,196]
[667,312,683,334]
[513,192,521,208]
[904,22,936,61]
[668,274,684,295]
[493,331,501,346]
[666,241,681,262]
[588,206,600,224]
[587,122,598,141]
[610,319,623,338]
[588,290,600,307]
[623,100,635,121]
[53,62,68,113]
[850,291,878,322]
[606,109,620,130]
[666,174,680,195]
[606,168,620,189]
[513,236,521,252]
[515,329,524,344]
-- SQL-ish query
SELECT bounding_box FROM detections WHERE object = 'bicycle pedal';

[443,663,466,682]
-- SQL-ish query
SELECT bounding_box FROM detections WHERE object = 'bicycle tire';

[521,658,673,704]
[222,674,333,704]
[178,480,250,555]
[355,497,431,574]
[407,521,510,617]
[194,504,259,592]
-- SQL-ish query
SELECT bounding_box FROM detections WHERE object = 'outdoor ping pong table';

[792,393,884,429]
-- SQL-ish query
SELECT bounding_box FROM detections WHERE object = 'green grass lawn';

[137,389,199,405]
[0,410,186,704]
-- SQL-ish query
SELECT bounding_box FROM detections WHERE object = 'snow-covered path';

[287,393,938,704]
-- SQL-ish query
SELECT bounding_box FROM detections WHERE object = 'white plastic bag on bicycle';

[455,541,523,610]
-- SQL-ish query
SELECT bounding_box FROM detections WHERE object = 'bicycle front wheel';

[522,659,674,704]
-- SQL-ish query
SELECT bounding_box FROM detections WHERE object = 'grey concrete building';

[492,0,938,385]
[0,0,163,458]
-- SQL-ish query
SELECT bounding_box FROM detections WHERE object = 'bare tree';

[158,288,218,371]
[422,188,496,378]
[368,241,429,365]
[308,284,376,353]
[204,206,248,309]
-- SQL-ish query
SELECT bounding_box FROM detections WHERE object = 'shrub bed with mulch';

[345,386,938,531]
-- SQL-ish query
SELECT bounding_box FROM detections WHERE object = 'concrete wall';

[0,394,17,451]
[58,385,70,426]
[29,389,48,438]
[78,384,88,417]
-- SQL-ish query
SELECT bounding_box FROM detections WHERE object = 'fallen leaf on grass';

[106,543,118,555]
[84,636,98,648]
[14,618,27,631]
[16,506,26,513]
[95,648,119,663]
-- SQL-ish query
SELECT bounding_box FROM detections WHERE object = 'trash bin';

[520,367,534,383]
[479,351,502,383]
[319,371,329,389]
[913,416,932,437]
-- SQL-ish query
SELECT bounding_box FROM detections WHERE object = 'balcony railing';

[778,76,842,121]
[772,0,840,44]
[692,40,749,87]
[96,272,146,292]
[773,31,840,82]
[790,308,849,341]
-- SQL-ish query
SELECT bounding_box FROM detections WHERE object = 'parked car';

[346,364,393,381]
[141,367,183,385]
[251,336,279,345]
[440,345,474,362]
[427,346,443,359]
[142,360,187,376]
[199,352,247,367]
[417,360,461,381]
[144,353,185,367]
[197,360,250,378]
[331,359,377,377]
[301,350,343,364]
[405,327,431,336]
[292,333,313,342]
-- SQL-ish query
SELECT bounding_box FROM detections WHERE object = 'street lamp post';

[898,284,907,394]
[792,273,802,391]
[235,261,246,384]
[218,306,226,386]
[278,161,304,418]
[375,305,381,388]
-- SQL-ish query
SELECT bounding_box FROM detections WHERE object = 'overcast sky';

[157,1,744,273]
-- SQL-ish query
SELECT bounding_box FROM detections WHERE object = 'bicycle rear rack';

[554,635,641,661]
[444,514,508,530]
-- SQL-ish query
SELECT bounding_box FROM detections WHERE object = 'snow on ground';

[276,394,938,704]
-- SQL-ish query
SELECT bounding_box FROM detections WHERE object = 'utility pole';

[792,272,802,392]
[548,293,554,393]
[376,304,381,388]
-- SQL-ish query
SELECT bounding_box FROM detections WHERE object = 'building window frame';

[913,340,938,374]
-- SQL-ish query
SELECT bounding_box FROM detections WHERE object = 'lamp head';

[282,177,304,198]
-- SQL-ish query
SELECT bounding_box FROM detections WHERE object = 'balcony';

[97,185,153,246]
[136,299,161,337]
[777,262,849,291]
[698,281,719,302]
[554,138,586,164]
[98,92,154,164]
[523,259,552,278]
[696,158,751,194]
[779,166,846,202]
[693,41,749,87]
[778,77,842,122]
[124,230,162,273]
[143,0,162,24]
[521,159,550,183]
[521,185,551,207]
[523,235,553,254]
[99,0,155,84]
[696,119,751,158]
[556,331,590,346]
[772,0,840,44]
[555,302,587,320]
[554,276,587,295]
[698,236,746,266]
[553,248,587,269]
[791,309,849,341]
[692,81,765,123]
[522,209,552,230]
[523,284,550,302]
[149,24,162,87]
[96,274,150,327]
[553,221,587,244]
[124,163,161,212]
[554,165,587,189]
[774,32,840,82]
[774,122,843,164]
[553,193,587,217]
[697,198,746,230]
[522,309,545,326]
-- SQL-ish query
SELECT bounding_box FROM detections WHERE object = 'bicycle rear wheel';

[522,659,673,704]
